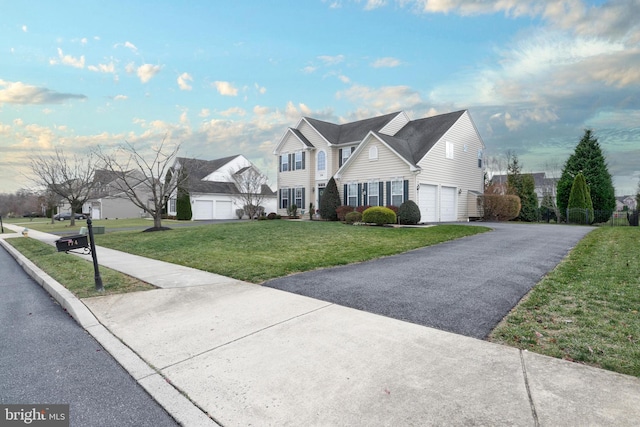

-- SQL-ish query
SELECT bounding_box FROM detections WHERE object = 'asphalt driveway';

[263,222,595,339]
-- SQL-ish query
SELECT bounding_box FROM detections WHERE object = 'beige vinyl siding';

[339,139,416,206]
[379,112,409,136]
[417,111,485,220]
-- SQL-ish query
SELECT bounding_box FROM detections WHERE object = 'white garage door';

[419,184,437,223]
[441,186,457,222]
[215,200,233,219]
[193,200,213,220]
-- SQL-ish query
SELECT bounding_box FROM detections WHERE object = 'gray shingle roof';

[305,111,401,145]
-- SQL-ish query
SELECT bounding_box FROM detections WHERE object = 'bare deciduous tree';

[229,166,271,219]
[95,138,182,230]
[29,148,98,226]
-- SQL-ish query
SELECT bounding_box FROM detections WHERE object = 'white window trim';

[281,189,289,209]
[317,150,326,171]
[391,179,403,206]
[347,183,358,207]
[446,141,454,159]
[369,146,378,160]
[294,187,303,208]
[368,180,379,206]
[281,154,289,171]
[342,148,352,164]
[294,151,303,170]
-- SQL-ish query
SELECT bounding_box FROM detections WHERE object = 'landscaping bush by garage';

[362,206,396,225]
[397,200,421,224]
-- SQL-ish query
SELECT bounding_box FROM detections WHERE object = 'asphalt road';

[264,222,595,339]
[0,246,178,427]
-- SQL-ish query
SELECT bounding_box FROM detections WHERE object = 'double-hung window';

[391,179,403,206]
[280,155,289,172]
[169,198,177,213]
[294,151,303,170]
[342,148,352,165]
[446,141,454,159]
[295,187,303,208]
[478,149,483,168]
[317,150,326,171]
[280,189,289,209]
[368,181,379,206]
[347,183,358,207]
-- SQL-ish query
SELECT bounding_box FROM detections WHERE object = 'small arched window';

[369,146,378,160]
[317,150,326,171]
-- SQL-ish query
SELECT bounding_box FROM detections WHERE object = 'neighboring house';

[83,169,150,219]
[166,155,276,220]
[273,110,486,222]
[616,195,637,211]
[491,172,559,205]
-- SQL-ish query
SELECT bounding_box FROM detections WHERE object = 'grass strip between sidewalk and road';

[489,226,640,377]
[91,221,489,283]
[6,237,155,298]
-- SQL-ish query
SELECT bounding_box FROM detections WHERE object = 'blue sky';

[1,0,639,195]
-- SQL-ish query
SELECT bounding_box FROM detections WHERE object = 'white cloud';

[302,65,317,74]
[50,48,85,69]
[114,41,138,52]
[213,81,238,96]
[255,83,267,94]
[113,95,128,101]
[88,62,116,73]
[220,107,246,117]
[318,55,345,65]
[254,105,271,115]
[177,72,193,90]
[137,64,162,83]
[364,0,386,10]
[338,74,351,84]
[22,25,27,32]
[0,80,86,104]
[371,57,402,68]
[80,37,88,45]
[337,84,422,111]
[198,108,210,118]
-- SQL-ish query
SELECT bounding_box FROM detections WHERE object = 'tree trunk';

[154,213,163,229]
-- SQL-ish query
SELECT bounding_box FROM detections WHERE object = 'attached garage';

[418,184,437,223]
[193,200,213,220]
[418,184,457,223]
[215,200,234,219]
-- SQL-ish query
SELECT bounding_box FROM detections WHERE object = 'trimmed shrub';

[362,206,397,225]
[355,205,371,213]
[336,205,355,221]
[567,172,594,224]
[397,200,421,225]
[319,177,341,221]
[481,194,521,221]
[345,211,362,224]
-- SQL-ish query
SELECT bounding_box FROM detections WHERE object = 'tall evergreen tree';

[557,129,615,223]
[519,174,539,222]
[176,166,192,220]
[319,177,341,221]
[567,172,594,224]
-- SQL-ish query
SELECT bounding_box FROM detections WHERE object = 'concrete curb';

[0,236,219,427]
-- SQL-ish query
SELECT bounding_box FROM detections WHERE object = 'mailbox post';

[87,218,104,292]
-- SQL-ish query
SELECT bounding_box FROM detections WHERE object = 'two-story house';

[273,109,485,222]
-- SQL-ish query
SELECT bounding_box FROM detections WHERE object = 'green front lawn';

[489,227,640,377]
[5,237,154,298]
[93,221,489,283]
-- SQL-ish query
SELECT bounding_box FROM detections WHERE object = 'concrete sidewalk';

[2,224,640,426]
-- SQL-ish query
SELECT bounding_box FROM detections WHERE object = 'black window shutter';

[363,183,368,205]
[379,182,384,206]
[302,152,305,170]
[302,188,306,209]
[289,154,294,171]
[343,184,348,206]
[279,189,282,209]
[386,181,391,206]
[351,146,355,153]
[279,156,282,172]
[357,183,362,206]
[339,149,343,167]
[403,180,409,203]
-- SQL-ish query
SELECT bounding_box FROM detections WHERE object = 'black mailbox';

[55,234,89,252]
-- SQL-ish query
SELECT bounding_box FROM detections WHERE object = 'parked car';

[23,212,44,218]
[53,212,87,221]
